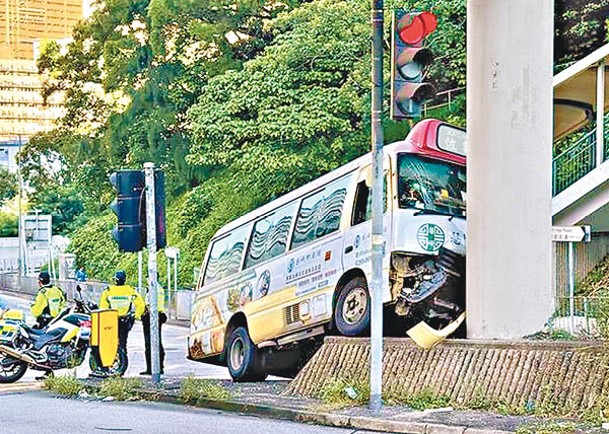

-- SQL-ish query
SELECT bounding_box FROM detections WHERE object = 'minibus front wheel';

[334,276,371,337]
[226,326,267,382]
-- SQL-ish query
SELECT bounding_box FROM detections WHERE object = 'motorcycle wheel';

[89,347,129,377]
[0,353,27,383]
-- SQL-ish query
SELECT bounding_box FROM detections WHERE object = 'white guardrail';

[0,273,194,321]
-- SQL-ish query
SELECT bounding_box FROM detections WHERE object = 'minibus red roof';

[400,118,466,166]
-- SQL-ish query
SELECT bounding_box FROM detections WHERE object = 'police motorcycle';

[0,286,128,383]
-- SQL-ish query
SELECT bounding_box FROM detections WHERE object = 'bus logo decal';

[417,223,445,252]
[257,270,271,298]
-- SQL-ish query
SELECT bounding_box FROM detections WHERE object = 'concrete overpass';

[553,43,609,231]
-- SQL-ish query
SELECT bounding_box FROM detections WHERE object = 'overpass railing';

[553,129,598,195]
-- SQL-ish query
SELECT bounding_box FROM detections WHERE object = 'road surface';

[0,392,381,434]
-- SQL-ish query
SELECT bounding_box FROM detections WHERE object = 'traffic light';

[390,9,437,120]
[109,170,146,252]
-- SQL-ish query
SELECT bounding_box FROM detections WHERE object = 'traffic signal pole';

[144,162,161,384]
[369,0,384,413]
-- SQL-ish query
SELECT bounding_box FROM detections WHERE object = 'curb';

[130,388,513,434]
[0,382,43,394]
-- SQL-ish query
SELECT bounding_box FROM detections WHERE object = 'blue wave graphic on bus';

[293,188,347,247]
[247,216,292,266]
[205,242,244,284]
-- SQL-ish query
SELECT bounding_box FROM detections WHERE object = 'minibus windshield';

[398,154,466,217]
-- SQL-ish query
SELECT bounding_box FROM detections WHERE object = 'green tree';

[188,0,467,201]
[36,0,306,199]
[32,185,85,235]
[0,167,18,204]
[0,212,18,237]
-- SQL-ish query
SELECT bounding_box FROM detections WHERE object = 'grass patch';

[98,377,144,401]
[318,376,370,407]
[387,387,451,410]
[466,389,495,411]
[178,377,231,404]
[43,373,84,397]
[527,329,576,341]
[580,394,609,425]
[515,421,578,434]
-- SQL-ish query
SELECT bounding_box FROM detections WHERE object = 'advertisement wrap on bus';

[188,119,467,381]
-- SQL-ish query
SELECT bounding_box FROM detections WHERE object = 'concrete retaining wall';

[287,337,609,414]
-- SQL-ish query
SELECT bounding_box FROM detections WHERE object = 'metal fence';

[550,295,607,338]
[554,232,609,299]
[0,273,194,321]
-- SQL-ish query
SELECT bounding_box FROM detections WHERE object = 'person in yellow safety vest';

[99,270,145,354]
[140,284,167,375]
[31,271,66,329]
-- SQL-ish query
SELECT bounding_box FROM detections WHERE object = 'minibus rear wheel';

[334,277,370,337]
[226,326,267,382]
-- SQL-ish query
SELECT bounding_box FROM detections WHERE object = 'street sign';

[551,225,591,243]
[165,247,180,259]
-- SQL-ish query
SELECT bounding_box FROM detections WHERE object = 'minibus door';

[342,160,392,282]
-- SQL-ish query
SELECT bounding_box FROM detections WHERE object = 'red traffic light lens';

[418,11,438,36]
[399,14,425,45]
[398,11,438,45]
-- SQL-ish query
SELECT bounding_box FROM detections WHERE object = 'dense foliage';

[21,0,608,286]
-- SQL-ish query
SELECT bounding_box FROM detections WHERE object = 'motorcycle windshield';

[397,153,466,218]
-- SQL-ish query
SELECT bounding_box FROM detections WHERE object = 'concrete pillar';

[466,0,554,338]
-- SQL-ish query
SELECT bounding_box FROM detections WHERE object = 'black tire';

[226,326,267,382]
[89,347,129,377]
[334,276,371,337]
[0,353,27,383]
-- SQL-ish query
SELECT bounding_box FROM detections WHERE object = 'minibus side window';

[351,177,388,226]
[245,202,297,269]
[291,174,352,249]
[203,225,250,285]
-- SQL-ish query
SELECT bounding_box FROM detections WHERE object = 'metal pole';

[144,162,161,384]
[166,255,171,315]
[17,135,22,280]
[369,0,384,414]
[596,60,605,166]
[173,256,178,319]
[138,250,143,294]
[568,241,575,334]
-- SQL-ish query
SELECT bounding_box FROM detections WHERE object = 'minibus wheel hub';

[343,288,368,325]
[229,338,245,370]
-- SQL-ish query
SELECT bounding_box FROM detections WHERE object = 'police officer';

[99,270,145,354]
[140,284,167,375]
[31,271,66,329]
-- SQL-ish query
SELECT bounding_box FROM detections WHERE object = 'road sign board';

[551,225,591,243]
[165,246,180,259]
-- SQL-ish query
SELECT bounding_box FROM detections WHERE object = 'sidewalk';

[82,377,601,434]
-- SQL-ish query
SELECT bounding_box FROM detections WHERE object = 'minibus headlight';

[299,300,310,317]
